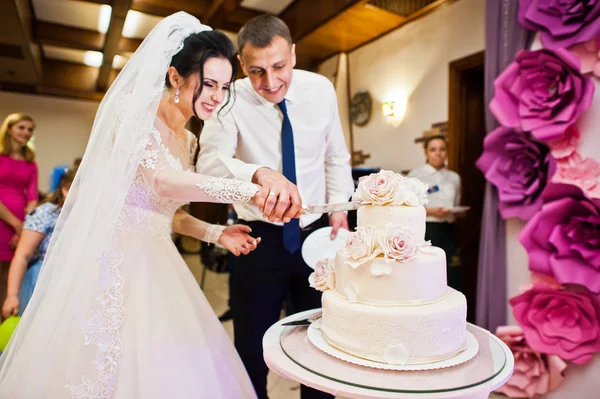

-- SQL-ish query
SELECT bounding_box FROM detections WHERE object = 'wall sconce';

[382,99,407,127]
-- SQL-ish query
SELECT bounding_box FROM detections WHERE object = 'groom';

[197,14,354,399]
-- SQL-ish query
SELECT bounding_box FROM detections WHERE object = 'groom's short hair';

[238,14,292,55]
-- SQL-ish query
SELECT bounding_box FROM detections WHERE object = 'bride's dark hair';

[166,30,238,165]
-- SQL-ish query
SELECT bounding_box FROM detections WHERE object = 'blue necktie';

[277,100,301,254]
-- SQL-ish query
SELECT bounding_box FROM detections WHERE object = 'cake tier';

[357,205,426,240]
[321,288,467,365]
[334,246,447,305]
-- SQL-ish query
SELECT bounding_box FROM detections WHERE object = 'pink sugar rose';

[510,284,600,365]
[494,325,567,399]
[569,37,600,77]
[379,226,423,263]
[343,226,381,268]
[309,258,335,292]
[353,170,403,205]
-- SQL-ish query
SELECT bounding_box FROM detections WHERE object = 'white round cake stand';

[263,309,514,399]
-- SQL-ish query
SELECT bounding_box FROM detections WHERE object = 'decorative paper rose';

[519,183,600,293]
[309,258,336,292]
[494,325,566,398]
[489,49,594,142]
[547,126,600,198]
[518,0,600,49]
[569,37,600,77]
[510,284,600,364]
[353,170,403,205]
[342,226,381,268]
[554,152,600,199]
[398,177,428,206]
[379,226,423,263]
[476,126,555,220]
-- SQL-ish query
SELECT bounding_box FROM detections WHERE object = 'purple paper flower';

[476,127,555,221]
[519,0,600,49]
[519,183,600,293]
[490,49,594,142]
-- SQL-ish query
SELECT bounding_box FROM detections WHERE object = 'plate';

[307,322,479,371]
[302,227,350,270]
[451,206,470,213]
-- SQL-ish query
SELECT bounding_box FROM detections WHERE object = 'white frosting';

[321,288,467,364]
[357,205,426,240]
[334,247,447,305]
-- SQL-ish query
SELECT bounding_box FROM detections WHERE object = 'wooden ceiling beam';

[130,0,207,18]
[280,0,366,42]
[13,0,42,84]
[118,37,143,53]
[205,0,241,28]
[35,21,105,52]
[96,0,133,91]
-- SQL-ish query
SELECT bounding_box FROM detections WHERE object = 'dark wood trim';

[206,0,242,28]
[14,0,42,84]
[345,52,355,160]
[118,37,143,53]
[350,0,460,54]
[130,1,206,18]
[447,50,485,171]
[97,0,133,91]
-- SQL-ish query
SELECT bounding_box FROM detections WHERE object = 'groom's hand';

[252,168,303,223]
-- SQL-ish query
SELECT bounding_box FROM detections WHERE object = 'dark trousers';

[232,216,333,399]
[425,222,461,291]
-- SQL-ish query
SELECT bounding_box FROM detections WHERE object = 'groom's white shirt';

[197,69,354,228]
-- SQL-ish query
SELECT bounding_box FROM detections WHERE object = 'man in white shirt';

[197,14,354,399]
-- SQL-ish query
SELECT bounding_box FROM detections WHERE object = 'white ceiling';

[240,0,295,15]
[32,0,111,33]
[43,44,103,67]
[121,10,164,39]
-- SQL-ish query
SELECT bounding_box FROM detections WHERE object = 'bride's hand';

[218,225,261,256]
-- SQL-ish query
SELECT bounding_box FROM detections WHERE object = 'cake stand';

[263,309,514,399]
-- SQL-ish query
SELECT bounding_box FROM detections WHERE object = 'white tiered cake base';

[321,288,468,365]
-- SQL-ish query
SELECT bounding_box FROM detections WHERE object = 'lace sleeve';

[139,132,259,204]
[172,210,225,244]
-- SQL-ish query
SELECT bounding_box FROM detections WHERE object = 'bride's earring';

[174,89,180,104]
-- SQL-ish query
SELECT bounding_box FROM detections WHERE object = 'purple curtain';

[476,0,533,331]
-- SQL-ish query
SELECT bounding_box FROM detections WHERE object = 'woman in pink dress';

[0,112,38,319]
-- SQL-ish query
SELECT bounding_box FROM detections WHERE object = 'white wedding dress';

[0,118,258,398]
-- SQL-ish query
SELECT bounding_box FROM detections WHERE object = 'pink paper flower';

[518,0,600,49]
[309,258,336,292]
[379,226,425,263]
[490,49,595,142]
[547,125,580,159]
[510,284,600,364]
[569,37,600,77]
[342,226,381,268]
[494,325,567,398]
[476,126,555,221]
[519,184,600,293]
[554,153,600,199]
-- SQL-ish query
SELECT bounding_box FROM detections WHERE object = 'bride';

[0,12,280,398]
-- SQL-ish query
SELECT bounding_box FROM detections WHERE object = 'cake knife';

[303,201,363,214]
[281,312,322,326]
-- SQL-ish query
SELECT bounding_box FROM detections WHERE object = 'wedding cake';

[309,170,467,365]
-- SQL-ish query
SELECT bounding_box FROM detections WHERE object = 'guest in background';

[2,168,76,318]
[408,132,466,291]
[0,113,38,319]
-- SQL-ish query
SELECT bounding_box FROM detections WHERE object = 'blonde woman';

[0,113,38,319]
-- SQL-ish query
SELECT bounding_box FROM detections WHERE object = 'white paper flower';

[308,258,336,292]
[342,226,382,268]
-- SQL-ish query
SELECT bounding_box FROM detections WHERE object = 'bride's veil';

[0,11,210,396]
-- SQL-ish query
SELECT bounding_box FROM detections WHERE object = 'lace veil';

[0,11,210,395]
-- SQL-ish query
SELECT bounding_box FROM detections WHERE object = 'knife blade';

[303,201,363,214]
[281,312,322,326]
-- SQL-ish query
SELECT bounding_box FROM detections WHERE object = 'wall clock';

[350,90,372,127]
